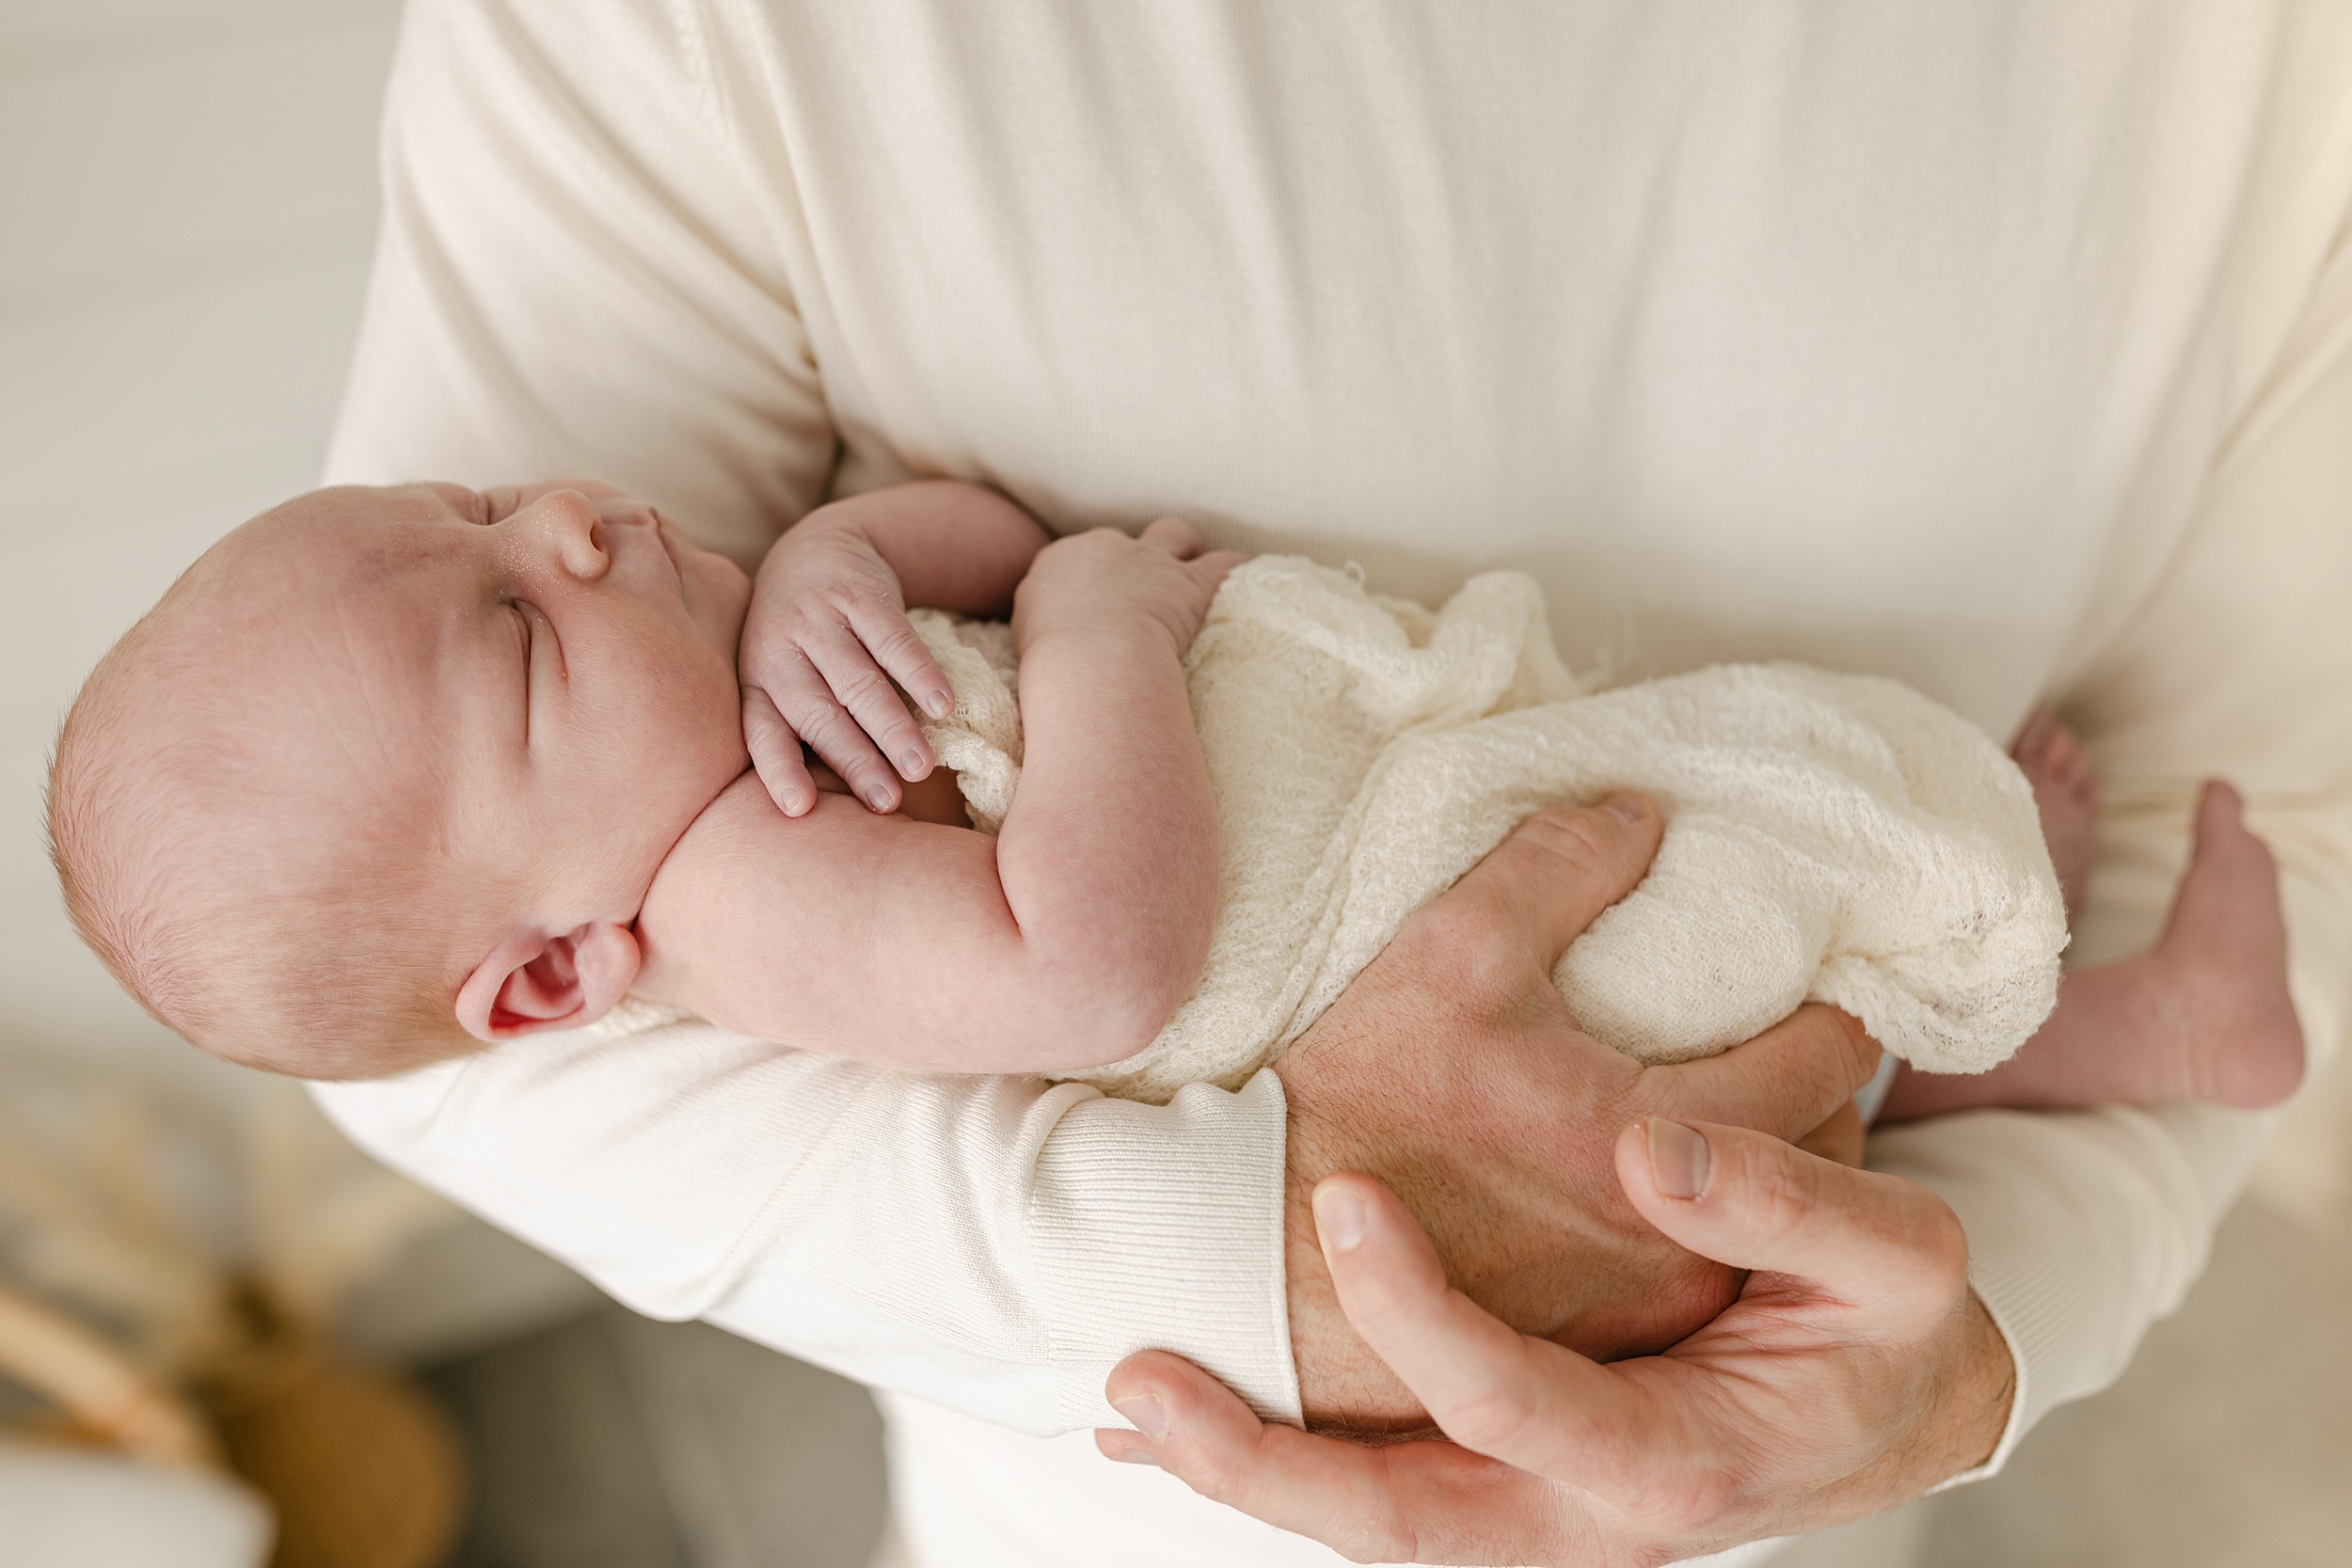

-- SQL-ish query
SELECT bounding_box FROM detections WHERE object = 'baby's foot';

[2152,781,2306,1109]
[2010,709,2100,921]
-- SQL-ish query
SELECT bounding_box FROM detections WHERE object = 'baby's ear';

[455,921,642,1043]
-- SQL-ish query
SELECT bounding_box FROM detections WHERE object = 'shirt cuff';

[1027,1069,1299,1428]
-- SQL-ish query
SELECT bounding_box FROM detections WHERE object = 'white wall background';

[1,0,597,1366]
[0,0,401,1103]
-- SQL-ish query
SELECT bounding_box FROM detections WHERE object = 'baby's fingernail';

[1311,1184,1366,1252]
[1112,1394,1170,1442]
[1646,1118,1711,1199]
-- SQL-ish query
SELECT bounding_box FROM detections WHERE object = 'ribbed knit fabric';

[316,1031,1298,1429]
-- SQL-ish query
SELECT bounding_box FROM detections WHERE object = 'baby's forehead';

[220,489,492,633]
[246,483,483,579]
[170,491,501,759]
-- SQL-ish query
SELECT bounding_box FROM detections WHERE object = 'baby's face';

[261,480,752,962]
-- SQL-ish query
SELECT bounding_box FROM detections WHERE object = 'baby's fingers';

[843,601,955,723]
[1191,548,1248,589]
[1138,516,1205,559]
[743,687,819,816]
[802,620,936,787]
[761,640,906,814]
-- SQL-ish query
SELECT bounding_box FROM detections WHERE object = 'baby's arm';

[637,520,1242,1073]
[740,482,1049,816]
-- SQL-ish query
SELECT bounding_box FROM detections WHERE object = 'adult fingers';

[1794,1099,1867,1168]
[1311,1174,1661,1487]
[757,642,903,812]
[1614,1118,1969,1317]
[1137,515,1205,558]
[1099,1350,1573,1566]
[1411,799,1662,987]
[742,687,817,816]
[842,599,955,722]
[1101,1350,1422,1562]
[1653,1004,1883,1144]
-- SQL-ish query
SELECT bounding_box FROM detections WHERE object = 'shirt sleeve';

[316,0,1299,1434]
[310,1029,1295,1433]
[1867,218,2352,1475]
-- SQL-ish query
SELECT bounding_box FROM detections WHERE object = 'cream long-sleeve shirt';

[314,0,2352,1470]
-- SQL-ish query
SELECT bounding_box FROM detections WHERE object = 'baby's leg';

[1880,736,2304,1121]
[2010,709,2099,921]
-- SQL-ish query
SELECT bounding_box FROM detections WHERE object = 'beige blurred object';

[2249,1036,2352,1227]
[0,1278,218,1467]
[0,1069,466,1568]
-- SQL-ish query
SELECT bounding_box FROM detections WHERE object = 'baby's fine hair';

[47,544,477,1080]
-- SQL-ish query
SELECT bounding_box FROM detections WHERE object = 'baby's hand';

[1012,519,1247,657]
[739,515,956,816]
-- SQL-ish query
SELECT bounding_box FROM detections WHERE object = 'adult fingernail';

[1106,1444,1162,1467]
[898,749,927,778]
[925,689,954,719]
[1312,1184,1366,1252]
[865,784,894,811]
[1647,1117,1711,1199]
[1113,1393,1169,1441]
[1604,793,1650,823]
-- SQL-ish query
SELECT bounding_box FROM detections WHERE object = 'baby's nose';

[510,488,611,579]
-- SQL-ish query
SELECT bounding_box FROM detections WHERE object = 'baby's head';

[49,482,751,1078]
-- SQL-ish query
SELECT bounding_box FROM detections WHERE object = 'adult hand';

[1272,799,1884,1429]
[1098,1121,2013,1564]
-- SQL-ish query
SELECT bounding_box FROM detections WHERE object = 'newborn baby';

[51,480,1232,1079]
[49,481,2300,1125]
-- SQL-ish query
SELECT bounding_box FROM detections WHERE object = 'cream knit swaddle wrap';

[912,556,2066,1105]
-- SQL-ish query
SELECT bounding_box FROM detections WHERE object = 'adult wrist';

[1281,1151,1428,1433]
[1918,1288,2021,1494]
[1908,1289,2016,1496]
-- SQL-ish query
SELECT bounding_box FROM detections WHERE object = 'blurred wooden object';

[0,1276,464,1568]
[0,1074,469,1567]
[199,1287,463,1568]
[0,1279,218,1467]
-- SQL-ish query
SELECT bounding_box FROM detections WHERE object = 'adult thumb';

[1613,1118,1970,1322]
[1434,797,1663,978]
